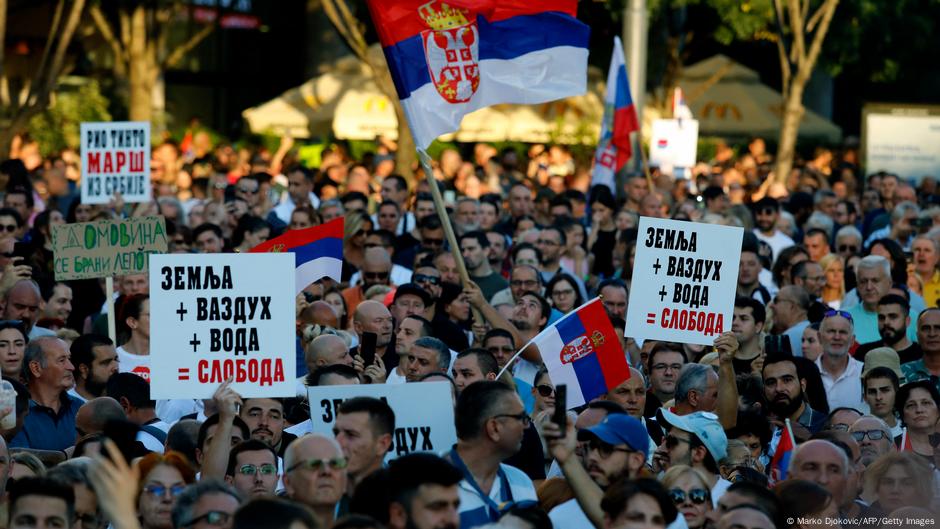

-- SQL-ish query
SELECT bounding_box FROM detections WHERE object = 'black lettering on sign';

[644,227,698,252]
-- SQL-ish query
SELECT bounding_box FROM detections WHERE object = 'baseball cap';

[862,347,905,382]
[577,414,650,459]
[657,409,727,463]
[392,283,432,307]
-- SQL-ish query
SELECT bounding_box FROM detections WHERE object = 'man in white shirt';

[752,197,794,261]
[271,165,320,224]
[816,310,865,411]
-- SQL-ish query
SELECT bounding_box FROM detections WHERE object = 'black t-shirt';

[504,422,546,480]
[591,229,617,277]
[854,341,922,364]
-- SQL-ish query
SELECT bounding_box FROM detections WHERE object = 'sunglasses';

[182,511,231,528]
[536,384,554,397]
[286,457,348,473]
[668,488,709,505]
[364,271,390,280]
[0,225,16,233]
[413,274,441,285]
[838,245,858,253]
[664,433,691,449]
[423,238,444,247]
[851,430,887,442]
[237,463,277,476]
[824,309,853,322]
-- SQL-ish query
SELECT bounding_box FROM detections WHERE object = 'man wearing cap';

[902,308,940,393]
[546,413,652,529]
[816,311,866,411]
[389,283,431,330]
[853,294,922,364]
[862,365,903,437]
[653,409,730,507]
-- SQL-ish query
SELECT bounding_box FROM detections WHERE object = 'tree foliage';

[28,80,111,156]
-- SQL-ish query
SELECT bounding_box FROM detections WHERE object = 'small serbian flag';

[770,419,797,483]
[592,36,639,191]
[249,217,343,294]
[365,0,589,150]
[900,427,913,452]
[532,298,631,408]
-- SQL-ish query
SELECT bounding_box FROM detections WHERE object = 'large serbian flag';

[249,217,343,294]
[365,0,590,149]
[532,298,631,408]
[770,419,797,484]
[592,36,639,191]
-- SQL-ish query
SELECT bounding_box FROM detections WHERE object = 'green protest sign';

[52,216,168,280]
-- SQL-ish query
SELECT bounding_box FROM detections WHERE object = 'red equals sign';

[178,368,190,381]
[646,312,656,324]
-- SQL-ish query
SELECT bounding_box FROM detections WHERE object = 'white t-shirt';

[117,346,151,382]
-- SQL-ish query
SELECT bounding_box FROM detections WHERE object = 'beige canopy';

[243,53,604,144]
[677,54,842,142]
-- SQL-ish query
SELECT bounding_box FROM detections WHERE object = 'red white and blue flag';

[592,36,639,191]
[770,419,797,483]
[531,298,631,408]
[249,217,344,294]
[365,0,590,149]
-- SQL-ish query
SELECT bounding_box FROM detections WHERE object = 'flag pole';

[636,132,654,192]
[417,149,484,327]
[784,417,797,448]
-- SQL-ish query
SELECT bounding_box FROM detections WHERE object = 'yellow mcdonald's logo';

[701,102,742,121]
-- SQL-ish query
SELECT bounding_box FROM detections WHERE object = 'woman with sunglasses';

[0,320,27,379]
[545,273,583,314]
[863,452,934,513]
[137,451,196,529]
[661,465,712,529]
[819,253,845,308]
[530,367,555,423]
[895,380,940,458]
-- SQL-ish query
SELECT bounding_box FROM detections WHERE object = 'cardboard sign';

[81,121,151,204]
[51,216,168,280]
[625,217,743,345]
[307,382,457,462]
[149,253,295,399]
[649,119,699,171]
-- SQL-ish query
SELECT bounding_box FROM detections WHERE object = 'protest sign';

[52,216,167,281]
[81,121,151,204]
[307,382,457,462]
[625,217,743,345]
[649,119,699,172]
[149,253,295,399]
[862,104,940,181]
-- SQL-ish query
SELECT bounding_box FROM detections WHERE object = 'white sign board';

[625,217,743,345]
[149,253,295,399]
[307,382,457,462]
[649,119,699,170]
[81,121,151,204]
[864,112,940,181]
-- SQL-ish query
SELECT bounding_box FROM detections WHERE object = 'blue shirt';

[11,393,83,451]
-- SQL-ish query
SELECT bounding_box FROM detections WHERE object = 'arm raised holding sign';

[714,331,740,430]
[200,378,243,481]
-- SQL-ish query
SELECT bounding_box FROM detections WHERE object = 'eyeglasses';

[824,309,853,322]
[237,463,277,476]
[587,439,633,459]
[553,288,575,297]
[492,412,531,427]
[536,384,554,397]
[286,457,348,473]
[851,429,888,442]
[827,423,850,432]
[182,511,231,528]
[413,274,441,285]
[143,484,187,499]
[237,187,259,195]
[0,225,16,233]
[510,279,539,288]
[668,488,710,505]
[364,271,390,280]
[838,245,859,253]
[664,433,691,449]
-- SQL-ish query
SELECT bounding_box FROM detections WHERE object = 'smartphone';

[103,419,140,463]
[552,384,567,434]
[11,242,30,260]
[360,332,377,366]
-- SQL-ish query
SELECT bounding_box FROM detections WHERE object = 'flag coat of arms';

[249,217,343,294]
[770,421,796,483]
[365,0,590,149]
[532,298,631,408]
[592,36,639,191]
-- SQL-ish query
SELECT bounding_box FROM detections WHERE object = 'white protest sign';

[864,111,940,181]
[649,119,699,170]
[149,253,295,399]
[625,217,743,345]
[307,382,456,462]
[81,121,151,204]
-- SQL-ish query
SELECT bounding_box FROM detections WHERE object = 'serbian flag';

[900,427,913,451]
[365,0,590,149]
[592,36,639,191]
[531,298,631,408]
[770,419,797,483]
[249,217,343,294]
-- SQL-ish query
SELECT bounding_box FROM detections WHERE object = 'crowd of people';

[0,133,935,529]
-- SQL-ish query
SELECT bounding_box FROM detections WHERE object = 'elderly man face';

[3,282,41,331]
[857,264,891,308]
[354,301,394,349]
[836,233,861,258]
[819,314,854,358]
[284,435,347,511]
[360,248,392,290]
[789,440,848,504]
[912,237,939,277]
[917,309,940,354]
[849,417,893,467]
[606,368,646,418]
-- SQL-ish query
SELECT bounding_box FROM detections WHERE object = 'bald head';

[76,397,126,437]
[789,439,849,504]
[2,279,42,330]
[305,334,352,372]
[301,300,339,329]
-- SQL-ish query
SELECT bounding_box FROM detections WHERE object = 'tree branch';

[786,0,806,62]
[322,0,368,62]
[806,0,829,33]
[90,5,126,65]
[801,0,839,75]
[162,22,215,69]
[41,0,86,98]
[119,8,131,52]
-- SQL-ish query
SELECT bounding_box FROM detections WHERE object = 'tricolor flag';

[770,418,797,483]
[592,36,639,191]
[365,0,590,150]
[900,427,913,452]
[249,217,343,294]
[531,298,631,408]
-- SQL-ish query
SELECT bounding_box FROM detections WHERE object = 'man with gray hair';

[10,337,81,450]
[283,434,347,527]
[454,197,481,235]
[171,479,243,529]
[673,364,719,415]
[848,255,916,343]
[865,200,920,250]
[817,311,865,411]
[848,416,894,467]
[835,225,863,259]
[405,336,450,382]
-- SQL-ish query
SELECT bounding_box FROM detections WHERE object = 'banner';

[307,382,456,463]
[149,253,295,399]
[52,216,167,280]
[625,217,743,345]
[81,121,151,204]
[649,119,699,172]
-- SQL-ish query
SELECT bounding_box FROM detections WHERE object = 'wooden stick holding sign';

[417,150,484,327]
[105,277,116,343]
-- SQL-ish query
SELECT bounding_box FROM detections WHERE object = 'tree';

[88,1,216,125]
[0,0,87,151]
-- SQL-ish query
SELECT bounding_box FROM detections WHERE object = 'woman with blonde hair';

[661,465,712,529]
[342,210,372,281]
[863,452,933,513]
[819,253,845,308]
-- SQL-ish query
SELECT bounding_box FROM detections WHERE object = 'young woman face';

[551,279,578,312]
[801,327,823,362]
[876,463,917,512]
